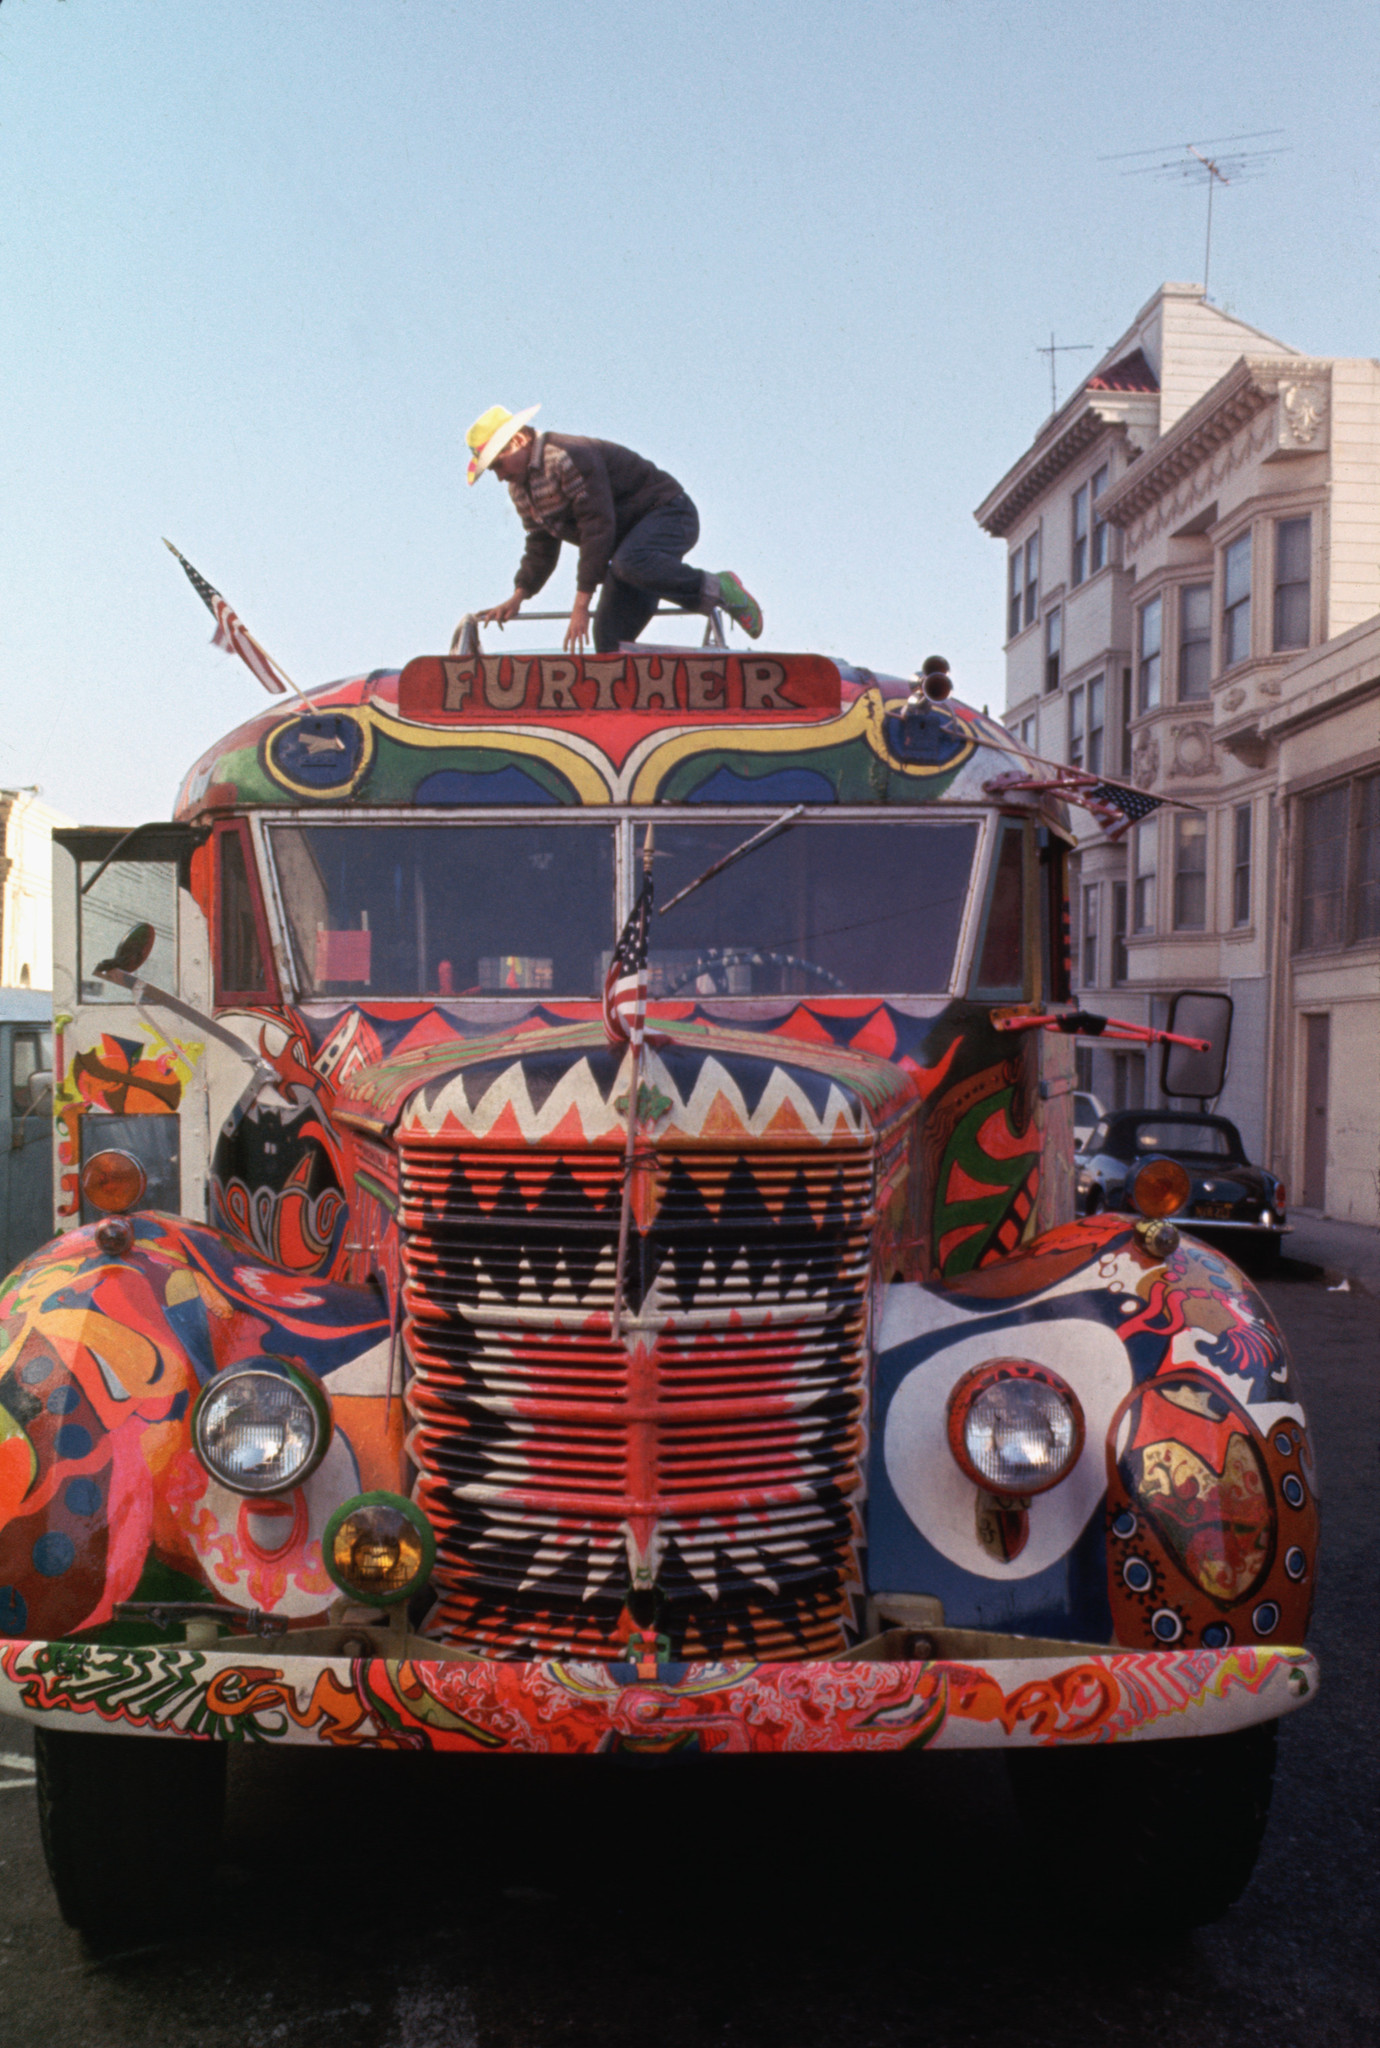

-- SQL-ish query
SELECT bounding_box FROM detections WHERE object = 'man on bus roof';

[462,405,762,657]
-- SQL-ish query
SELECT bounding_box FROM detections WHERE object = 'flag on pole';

[986,763,1168,843]
[163,541,297,698]
[603,878,652,1049]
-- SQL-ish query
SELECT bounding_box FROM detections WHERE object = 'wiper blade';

[656,806,808,917]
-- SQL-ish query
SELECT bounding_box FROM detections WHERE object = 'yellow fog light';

[1130,1156,1191,1218]
[323,1492,435,1607]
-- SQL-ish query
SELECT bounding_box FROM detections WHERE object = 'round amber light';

[1130,1156,1191,1218]
[323,1493,436,1607]
[81,1149,148,1215]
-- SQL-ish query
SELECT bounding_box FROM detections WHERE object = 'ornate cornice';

[1100,358,1331,531]
[974,392,1159,538]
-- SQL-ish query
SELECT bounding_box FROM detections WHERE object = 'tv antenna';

[1100,131,1287,296]
[1036,332,1093,415]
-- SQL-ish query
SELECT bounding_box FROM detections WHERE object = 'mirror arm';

[97,968,278,1091]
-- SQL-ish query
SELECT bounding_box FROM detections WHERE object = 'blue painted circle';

[1274,1431,1293,1456]
[1122,1557,1153,1593]
[1284,1547,1307,1582]
[46,1385,80,1417]
[267,713,366,792]
[32,1532,76,1578]
[52,1424,94,1461]
[64,1478,102,1517]
[1112,1511,1137,1540]
[0,1587,27,1635]
[1150,1608,1184,1642]
[1201,1623,1232,1649]
[1281,1473,1305,1508]
[1252,1602,1280,1636]
[19,1355,54,1386]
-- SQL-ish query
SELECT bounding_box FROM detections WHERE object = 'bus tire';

[35,1727,226,1941]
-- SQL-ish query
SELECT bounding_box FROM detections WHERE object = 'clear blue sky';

[2,0,1375,823]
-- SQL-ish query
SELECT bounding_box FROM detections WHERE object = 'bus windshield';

[645,819,978,997]
[266,816,980,1000]
[269,823,617,997]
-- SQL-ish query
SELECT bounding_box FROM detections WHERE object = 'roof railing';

[450,604,728,658]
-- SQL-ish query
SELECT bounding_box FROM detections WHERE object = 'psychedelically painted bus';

[0,642,1316,1934]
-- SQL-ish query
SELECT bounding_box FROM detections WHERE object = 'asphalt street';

[0,1252,1375,2048]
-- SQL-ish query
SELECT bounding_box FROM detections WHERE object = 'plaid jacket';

[509,434,685,595]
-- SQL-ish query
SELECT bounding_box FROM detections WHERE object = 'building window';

[1071,485,1089,587]
[1120,667,1132,774]
[1066,678,1104,773]
[1297,784,1349,949]
[1358,774,1380,941]
[1179,583,1212,702]
[1044,607,1061,693]
[1085,674,1104,774]
[1080,882,1099,986]
[1173,814,1207,930]
[1008,551,1022,640]
[1111,881,1129,984]
[1137,596,1162,712]
[1024,531,1040,629]
[1133,817,1157,932]
[1274,516,1311,651]
[1113,1051,1145,1110]
[1019,714,1036,751]
[1233,804,1252,927]
[1222,531,1252,669]
[1090,463,1110,572]
[1297,772,1380,951]
[1068,683,1084,766]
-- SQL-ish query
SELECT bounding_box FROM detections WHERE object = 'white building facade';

[975,284,1380,1206]
[0,789,74,991]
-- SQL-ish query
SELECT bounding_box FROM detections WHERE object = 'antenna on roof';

[1099,130,1287,297]
[1035,332,1093,416]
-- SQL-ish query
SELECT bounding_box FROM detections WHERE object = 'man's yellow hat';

[466,403,541,485]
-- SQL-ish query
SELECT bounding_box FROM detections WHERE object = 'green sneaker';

[716,571,763,640]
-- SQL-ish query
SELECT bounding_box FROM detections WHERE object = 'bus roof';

[173,652,1054,821]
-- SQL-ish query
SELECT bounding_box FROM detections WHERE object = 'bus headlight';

[947,1361,1085,1496]
[192,1364,331,1496]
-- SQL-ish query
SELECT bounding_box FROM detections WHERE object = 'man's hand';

[475,592,524,630]
[564,592,593,656]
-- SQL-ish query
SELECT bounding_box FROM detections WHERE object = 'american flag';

[164,541,292,696]
[986,764,1166,843]
[603,878,652,1049]
[1073,773,1165,842]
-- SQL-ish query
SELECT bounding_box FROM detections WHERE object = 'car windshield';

[1128,1120,1242,1160]
[646,819,979,997]
[269,824,616,997]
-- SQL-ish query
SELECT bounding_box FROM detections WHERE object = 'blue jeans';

[593,493,706,652]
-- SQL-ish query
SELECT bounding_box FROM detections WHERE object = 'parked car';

[1076,1108,1287,1262]
[1072,1088,1104,1150]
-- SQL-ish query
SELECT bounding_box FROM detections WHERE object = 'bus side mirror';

[26,1071,53,1109]
[96,923,157,976]
[1162,990,1234,1101]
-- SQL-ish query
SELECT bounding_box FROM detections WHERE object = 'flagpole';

[610,824,655,1344]
[162,539,313,708]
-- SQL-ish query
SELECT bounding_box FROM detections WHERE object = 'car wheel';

[35,1728,226,1941]
[1006,1721,1277,1928]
